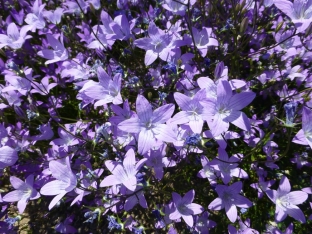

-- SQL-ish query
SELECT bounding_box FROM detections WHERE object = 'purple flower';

[30,77,57,95]
[40,157,77,210]
[37,34,68,64]
[133,22,174,66]
[228,218,259,234]
[274,0,312,32]
[55,215,77,233]
[144,144,176,180]
[0,146,18,169]
[201,80,256,136]
[266,175,308,223]
[209,148,248,184]
[191,27,218,57]
[118,95,176,154]
[100,148,147,191]
[24,0,46,31]
[208,181,253,223]
[197,155,217,185]
[169,190,204,227]
[292,107,312,149]
[0,22,32,49]
[193,211,216,234]
[43,7,64,25]
[3,175,40,214]
[79,67,123,106]
[171,89,210,134]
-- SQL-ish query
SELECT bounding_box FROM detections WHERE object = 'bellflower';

[209,148,248,184]
[100,148,147,191]
[37,34,68,65]
[133,22,173,66]
[0,23,32,50]
[191,27,218,57]
[171,89,210,134]
[208,181,253,223]
[24,0,46,31]
[266,175,308,223]
[3,175,40,214]
[43,7,64,25]
[169,190,204,227]
[118,95,176,154]
[274,0,312,32]
[79,67,123,106]
[144,144,176,180]
[201,80,256,137]
[292,106,312,149]
[40,157,77,210]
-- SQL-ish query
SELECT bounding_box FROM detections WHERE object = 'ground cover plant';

[0,0,311,233]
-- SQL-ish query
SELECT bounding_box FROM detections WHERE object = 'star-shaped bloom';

[79,67,122,106]
[37,34,68,64]
[100,148,147,191]
[266,176,308,223]
[24,0,46,31]
[0,22,32,50]
[118,95,176,154]
[171,89,210,134]
[40,157,77,210]
[144,144,176,180]
[208,181,253,223]
[134,22,174,66]
[169,190,204,227]
[30,77,57,95]
[292,107,312,149]
[3,175,40,214]
[209,148,248,184]
[274,0,312,32]
[201,80,256,136]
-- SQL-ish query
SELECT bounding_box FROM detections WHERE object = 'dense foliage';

[0,0,311,233]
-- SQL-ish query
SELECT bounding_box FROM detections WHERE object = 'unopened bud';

[240,17,249,34]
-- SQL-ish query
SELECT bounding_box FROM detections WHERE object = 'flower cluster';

[0,0,311,233]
